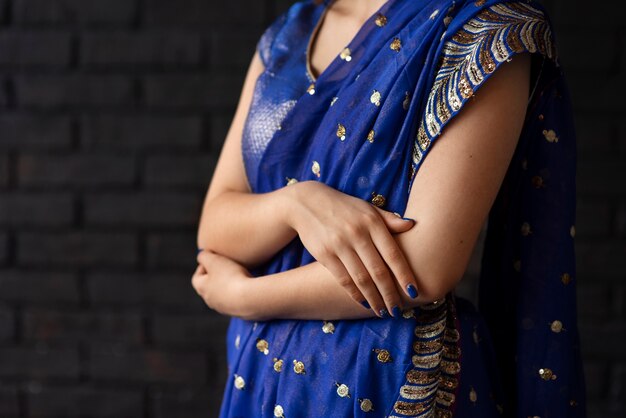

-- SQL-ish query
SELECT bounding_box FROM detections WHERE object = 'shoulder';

[256,0,318,68]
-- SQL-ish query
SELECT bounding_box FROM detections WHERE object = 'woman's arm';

[195,53,532,321]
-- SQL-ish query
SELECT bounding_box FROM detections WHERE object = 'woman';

[192,0,587,416]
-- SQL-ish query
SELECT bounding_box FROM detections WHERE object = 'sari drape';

[217,0,587,416]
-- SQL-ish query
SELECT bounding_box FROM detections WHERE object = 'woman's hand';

[192,250,253,318]
[283,180,419,318]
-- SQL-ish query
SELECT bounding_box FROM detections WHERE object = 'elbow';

[412,265,465,306]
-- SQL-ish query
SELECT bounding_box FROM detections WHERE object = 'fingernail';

[406,283,418,299]
[402,217,415,222]
[196,247,204,255]
[391,305,401,318]
[379,308,389,318]
[360,300,371,309]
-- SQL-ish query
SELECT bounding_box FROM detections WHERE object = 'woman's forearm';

[197,186,298,269]
[236,258,446,321]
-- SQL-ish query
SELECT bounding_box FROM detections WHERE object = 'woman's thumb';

[377,208,416,232]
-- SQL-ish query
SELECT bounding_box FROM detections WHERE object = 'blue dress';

[217,0,587,416]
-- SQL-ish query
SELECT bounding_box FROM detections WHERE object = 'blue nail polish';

[379,308,389,317]
[196,247,204,255]
[406,283,418,298]
[391,305,401,318]
[402,217,415,222]
[360,300,371,309]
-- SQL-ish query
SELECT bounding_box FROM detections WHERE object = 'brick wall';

[0,0,623,417]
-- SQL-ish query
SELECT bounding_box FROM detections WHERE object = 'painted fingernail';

[406,283,418,298]
[391,305,401,318]
[360,300,371,309]
[379,308,389,318]
[196,247,204,255]
[402,217,415,222]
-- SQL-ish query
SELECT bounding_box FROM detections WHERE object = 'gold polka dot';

[561,272,571,285]
[550,320,563,333]
[337,123,346,141]
[322,321,335,334]
[531,175,544,188]
[371,192,386,207]
[274,405,284,417]
[538,114,544,121]
[370,90,381,106]
[307,83,316,95]
[359,398,374,412]
[256,338,269,355]
[373,348,392,363]
[538,368,557,380]
[475,0,486,6]
[312,160,321,177]
[272,358,283,372]
[336,382,350,397]
[374,13,387,27]
[429,9,439,19]
[390,37,402,51]
[234,374,245,389]
[469,386,477,403]
[286,177,298,186]
[542,129,559,142]
[367,130,375,143]
[293,359,306,374]
[340,47,352,61]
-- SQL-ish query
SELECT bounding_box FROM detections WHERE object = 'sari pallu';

[220,0,587,416]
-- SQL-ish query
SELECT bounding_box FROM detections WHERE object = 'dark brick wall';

[0,0,623,417]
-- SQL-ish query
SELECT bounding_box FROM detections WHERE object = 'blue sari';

[217,0,587,416]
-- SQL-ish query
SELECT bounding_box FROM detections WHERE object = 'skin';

[193,0,532,321]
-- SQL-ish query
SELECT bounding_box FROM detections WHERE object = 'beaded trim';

[408,1,558,186]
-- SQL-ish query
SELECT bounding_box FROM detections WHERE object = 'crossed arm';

[194,49,531,322]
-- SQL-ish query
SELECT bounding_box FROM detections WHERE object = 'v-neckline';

[305,0,395,84]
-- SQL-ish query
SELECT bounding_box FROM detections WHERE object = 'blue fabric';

[218,0,587,416]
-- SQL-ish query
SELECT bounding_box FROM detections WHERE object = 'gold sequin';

[550,320,563,333]
[531,175,544,188]
[293,359,306,374]
[335,382,351,397]
[330,96,338,106]
[542,129,559,142]
[340,47,352,61]
[359,398,374,412]
[443,16,452,26]
[561,272,571,285]
[371,192,386,207]
[234,334,240,349]
[390,37,402,51]
[475,0,486,5]
[570,399,578,406]
[234,374,245,389]
[367,130,375,143]
[375,13,387,27]
[337,123,346,141]
[286,177,298,186]
[402,308,416,319]
[469,387,477,403]
[373,348,393,363]
[570,225,575,237]
[273,404,284,417]
[520,222,532,236]
[538,114,544,121]
[403,91,410,110]
[311,160,321,177]
[272,357,283,372]
[322,320,335,334]
[539,368,557,380]
[307,83,316,95]
[256,338,269,355]
[430,9,440,19]
[370,90,381,106]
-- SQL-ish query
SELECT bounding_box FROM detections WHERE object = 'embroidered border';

[407,1,558,186]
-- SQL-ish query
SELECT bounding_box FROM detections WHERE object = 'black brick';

[146,232,197,268]
[144,74,242,108]
[144,155,215,188]
[0,192,74,226]
[27,385,143,418]
[22,309,144,344]
[0,346,80,379]
[17,232,138,266]
[0,155,9,188]
[152,313,229,347]
[0,384,19,418]
[578,159,626,195]
[89,344,206,383]
[576,240,626,278]
[81,32,202,68]
[14,0,137,26]
[210,30,259,70]
[0,269,80,305]
[575,198,611,238]
[16,75,135,108]
[0,114,72,150]
[82,115,202,150]
[0,232,7,265]
[0,305,14,341]
[144,0,264,26]
[84,192,202,227]
[18,155,135,188]
[0,31,71,68]
[150,387,223,418]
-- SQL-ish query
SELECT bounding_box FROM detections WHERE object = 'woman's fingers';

[320,254,369,309]
[369,221,420,300]
[375,207,416,233]
[337,249,387,317]
[352,240,403,318]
